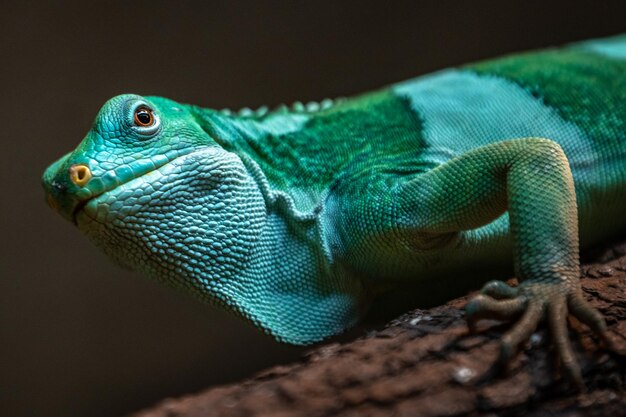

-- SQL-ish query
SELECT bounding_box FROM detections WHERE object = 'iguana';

[43,34,626,388]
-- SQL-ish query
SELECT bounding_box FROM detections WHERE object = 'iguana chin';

[43,34,626,388]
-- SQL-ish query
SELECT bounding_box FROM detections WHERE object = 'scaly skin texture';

[43,34,626,387]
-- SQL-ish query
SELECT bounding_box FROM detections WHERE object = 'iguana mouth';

[72,198,92,224]
[71,150,196,225]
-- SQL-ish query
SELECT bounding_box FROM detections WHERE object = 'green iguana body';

[43,34,626,387]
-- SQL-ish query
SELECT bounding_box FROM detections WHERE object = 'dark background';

[1,1,624,416]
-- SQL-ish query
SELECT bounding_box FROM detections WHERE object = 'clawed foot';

[465,279,612,390]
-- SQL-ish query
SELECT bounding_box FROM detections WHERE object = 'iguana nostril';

[69,164,92,187]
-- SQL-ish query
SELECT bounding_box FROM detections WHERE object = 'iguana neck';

[189,105,325,214]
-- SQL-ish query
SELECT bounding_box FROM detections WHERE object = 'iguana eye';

[134,107,155,127]
[129,102,161,137]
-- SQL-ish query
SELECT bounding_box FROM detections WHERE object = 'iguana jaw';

[42,148,198,225]
[71,150,198,225]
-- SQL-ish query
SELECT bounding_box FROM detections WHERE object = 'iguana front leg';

[397,138,610,389]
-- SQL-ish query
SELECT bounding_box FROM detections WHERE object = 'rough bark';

[127,240,626,417]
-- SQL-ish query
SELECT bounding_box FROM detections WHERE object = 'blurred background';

[1,1,625,416]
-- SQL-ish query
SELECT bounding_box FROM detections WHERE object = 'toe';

[466,294,527,332]
[549,296,584,390]
[568,293,613,349]
[481,280,519,299]
[498,299,543,365]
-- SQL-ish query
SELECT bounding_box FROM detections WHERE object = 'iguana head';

[43,94,367,345]
[42,93,267,292]
[44,94,210,223]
